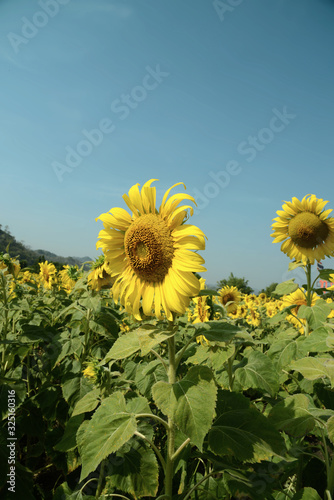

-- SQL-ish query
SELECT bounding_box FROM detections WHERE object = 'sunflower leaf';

[318,269,334,281]
[274,280,298,296]
[194,321,241,344]
[208,408,285,462]
[291,487,322,500]
[268,394,316,437]
[79,392,137,481]
[152,365,217,451]
[101,330,141,363]
[234,350,280,397]
[105,444,159,499]
[326,415,334,446]
[198,289,219,296]
[137,325,177,356]
[297,300,332,330]
[290,357,334,388]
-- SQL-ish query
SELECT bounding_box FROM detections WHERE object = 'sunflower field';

[2,182,334,500]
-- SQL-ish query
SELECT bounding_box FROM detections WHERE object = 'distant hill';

[0,225,92,269]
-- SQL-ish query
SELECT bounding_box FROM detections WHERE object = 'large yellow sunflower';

[271,195,334,264]
[96,179,206,321]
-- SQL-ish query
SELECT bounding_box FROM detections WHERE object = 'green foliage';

[2,256,334,499]
[216,271,254,294]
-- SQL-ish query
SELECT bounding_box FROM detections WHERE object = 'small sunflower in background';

[271,195,334,264]
[87,255,115,291]
[39,261,57,289]
[59,265,80,293]
[96,179,206,321]
[282,288,320,333]
[217,286,241,313]
[246,307,261,327]
[192,279,211,324]
[0,254,20,278]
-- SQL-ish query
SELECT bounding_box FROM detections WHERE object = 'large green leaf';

[297,327,334,354]
[208,408,285,462]
[267,338,300,372]
[234,350,280,397]
[102,330,140,363]
[72,389,100,417]
[194,321,241,344]
[326,415,334,445]
[268,394,316,437]
[186,344,235,370]
[274,280,298,296]
[290,357,334,387]
[291,487,322,500]
[62,375,93,409]
[152,365,217,450]
[135,362,167,399]
[136,324,177,356]
[298,300,332,330]
[105,444,159,499]
[54,414,84,452]
[79,392,137,481]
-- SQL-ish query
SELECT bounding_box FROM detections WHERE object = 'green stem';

[82,308,91,363]
[304,261,312,335]
[165,335,176,499]
[150,349,168,373]
[135,431,166,472]
[172,437,190,461]
[136,413,169,431]
[227,356,234,391]
[306,261,312,307]
[183,470,225,500]
[175,332,198,370]
[0,273,9,376]
[327,452,334,496]
[95,458,106,498]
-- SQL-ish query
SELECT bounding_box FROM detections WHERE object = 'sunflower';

[192,277,210,324]
[246,307,261,327]
[217,286,241,313]
[87,255,115,291]
[0,255,20,278]
[265,301,279,318]
[244,294,259,306]
[282,288,320,333]
[59,265,80,293]
[271,195,334,264]
[96,179,206,321]
[39,261,57,289]
[258,292,267,302]
[192,296,210,324]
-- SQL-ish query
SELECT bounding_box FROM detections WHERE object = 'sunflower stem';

[165,334,176,499]
[306,261,312,307]
[0,272,9,377]
[303,261,313,336]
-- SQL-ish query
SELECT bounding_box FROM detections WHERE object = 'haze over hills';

[0,226,92,268]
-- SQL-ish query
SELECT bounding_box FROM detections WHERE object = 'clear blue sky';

[1,0,334,291]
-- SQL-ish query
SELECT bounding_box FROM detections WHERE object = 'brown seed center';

[288,212,329,248]
[124,214,174,282]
